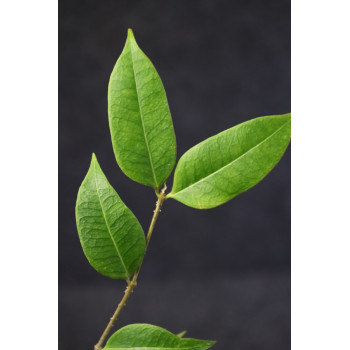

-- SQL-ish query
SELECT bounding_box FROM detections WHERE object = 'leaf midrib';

[171,119,290,197]
[105,347,208,350]
[129,42,158,188]
[93,160,129,278]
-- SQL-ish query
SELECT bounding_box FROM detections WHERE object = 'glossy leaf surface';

[108,29,176,189]
[168,113,291,209]
[75,154,145,279]
[104,324,215,350]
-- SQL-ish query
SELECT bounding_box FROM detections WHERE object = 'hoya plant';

[76,29,291,350]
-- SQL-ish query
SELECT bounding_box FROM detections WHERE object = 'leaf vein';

[93,161,130,278]
[129,45,158,188]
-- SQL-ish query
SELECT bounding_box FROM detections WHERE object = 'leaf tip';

[90,153,100,172]
[176,330,187,338]
[91,152,98,164]
[127,28,135,40]
[207,340,216,348]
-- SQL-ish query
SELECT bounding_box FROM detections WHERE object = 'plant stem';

[94,184,167,350]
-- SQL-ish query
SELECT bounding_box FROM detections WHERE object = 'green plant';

[75,29,291,350]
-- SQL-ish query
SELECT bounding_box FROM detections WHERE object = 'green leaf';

[75,154,145,280]
[108,29,177,190]
[103,324,215,350]
[167,113,291,209]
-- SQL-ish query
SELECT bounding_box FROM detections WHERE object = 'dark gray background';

[59,0,291,349]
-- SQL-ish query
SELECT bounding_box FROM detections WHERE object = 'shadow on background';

[59,1,290,349]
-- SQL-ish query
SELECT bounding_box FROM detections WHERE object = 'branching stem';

[94,184,167,350]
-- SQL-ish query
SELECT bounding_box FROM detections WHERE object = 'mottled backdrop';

[59,0,291,349]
